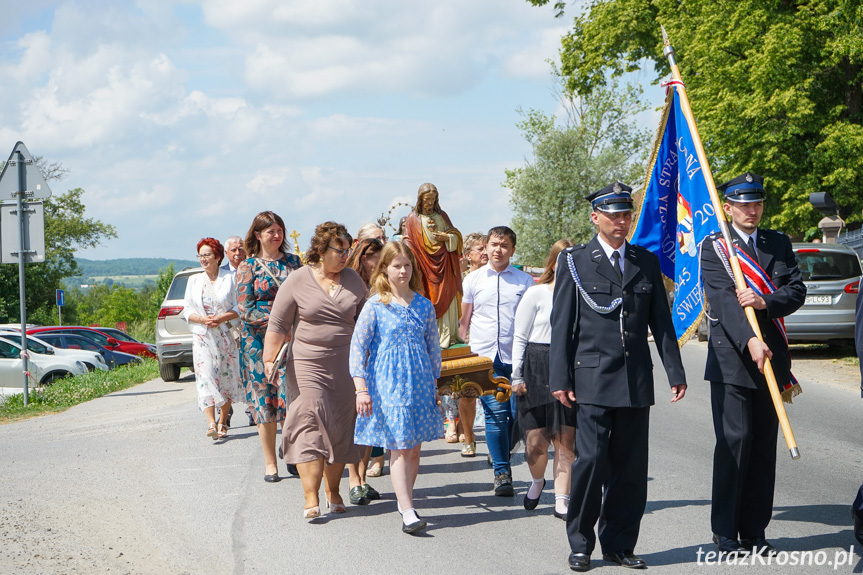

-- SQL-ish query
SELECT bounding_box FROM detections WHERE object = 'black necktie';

[611,251,623,281]
[747,236,758,263]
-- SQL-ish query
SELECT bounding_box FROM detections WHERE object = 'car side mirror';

[106,337,119,346]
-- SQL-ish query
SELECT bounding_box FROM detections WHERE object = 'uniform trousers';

[566,403,649,554]
[710,381,778,540]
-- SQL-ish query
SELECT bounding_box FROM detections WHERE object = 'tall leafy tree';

[505,78,649,266]
[528,0,863,233]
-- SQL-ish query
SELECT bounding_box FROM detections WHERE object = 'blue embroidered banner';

[629,87,719,346]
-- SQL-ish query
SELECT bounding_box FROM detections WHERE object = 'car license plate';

[805,295,831,305]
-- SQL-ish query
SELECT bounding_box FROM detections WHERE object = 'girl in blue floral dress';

[350,241,443,534]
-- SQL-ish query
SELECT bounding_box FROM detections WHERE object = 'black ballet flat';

[523,479,546,510]
[264,474,281,483]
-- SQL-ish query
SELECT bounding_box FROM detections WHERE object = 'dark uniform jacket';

[701,228,806,389]
[549,236,686,408]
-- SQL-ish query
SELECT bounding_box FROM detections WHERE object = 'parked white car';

[0,333,108,372]
[0,337,87,387]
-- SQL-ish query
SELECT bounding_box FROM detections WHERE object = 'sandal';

[461,441,476,457]
[217,423,228,438]
[327,499,347,514]
[445,421,458,443]
[303,506,321,519]
[206,423,218,439]
[367,457,384,477]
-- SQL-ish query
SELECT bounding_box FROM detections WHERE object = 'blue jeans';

[480,355,517,476]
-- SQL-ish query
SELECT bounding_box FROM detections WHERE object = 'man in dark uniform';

[550,182,687,572]
[700,172,806,556]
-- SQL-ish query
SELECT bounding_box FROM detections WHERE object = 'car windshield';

[102,329,138,342]
[796,250,862,280]
[55,329,109,346]
[64,336,103,352]
[0,334,49,354]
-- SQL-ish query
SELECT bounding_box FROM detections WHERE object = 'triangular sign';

[0,142,52,200]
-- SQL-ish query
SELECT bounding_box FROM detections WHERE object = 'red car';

[27,326,158,359]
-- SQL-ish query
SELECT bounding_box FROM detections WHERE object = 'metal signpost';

[56,289,65,326]
[0,142,51,405]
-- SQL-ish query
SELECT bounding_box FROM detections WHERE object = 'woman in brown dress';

[263,222,367,519]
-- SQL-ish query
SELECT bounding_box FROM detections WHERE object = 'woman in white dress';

[183,237,243,440]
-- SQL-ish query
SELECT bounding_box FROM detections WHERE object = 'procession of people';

[182,178,818,566]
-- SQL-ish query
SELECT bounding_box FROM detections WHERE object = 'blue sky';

[0,1,660,260]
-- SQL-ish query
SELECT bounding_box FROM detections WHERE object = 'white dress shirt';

[462,263,535,364]
[596,235,625,274]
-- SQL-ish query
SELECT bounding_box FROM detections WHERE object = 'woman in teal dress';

[350,241,443,534]
[237,211,302,482]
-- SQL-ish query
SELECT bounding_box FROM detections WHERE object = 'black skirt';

[516,342,577,439]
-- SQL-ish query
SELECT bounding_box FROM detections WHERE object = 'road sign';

[0,142,52,200]
[0,201,45,263]
[56,289,65,307]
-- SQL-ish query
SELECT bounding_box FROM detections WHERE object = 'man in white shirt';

[458,226,535,496]
[221,236,246,274]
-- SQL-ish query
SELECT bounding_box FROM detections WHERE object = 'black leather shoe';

[286,464,299,476]
[553,510,567,520]
[523,479,546,510]
[263,474,281,483]
[712,534,749,555]
[402,517,427,535]
[349,486,368,505]
[568,552,590,572]
[362,483,381,501]
[602,550,646,569]
[740,537,777,556]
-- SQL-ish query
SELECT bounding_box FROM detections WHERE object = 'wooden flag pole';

[661,26,800,459]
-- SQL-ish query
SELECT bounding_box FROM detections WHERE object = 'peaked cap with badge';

[717,172,764,203]
[585,182,634,213]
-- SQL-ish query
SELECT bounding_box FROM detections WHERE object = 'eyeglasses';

[327,245,350,257]
[198,253,215,260]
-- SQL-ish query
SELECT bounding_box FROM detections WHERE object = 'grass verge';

[0,359,160,423]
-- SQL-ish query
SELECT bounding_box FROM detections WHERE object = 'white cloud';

[0,0,574,260]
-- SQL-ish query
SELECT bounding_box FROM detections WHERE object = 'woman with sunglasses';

[343,237,385,503]
[263,222,368,519]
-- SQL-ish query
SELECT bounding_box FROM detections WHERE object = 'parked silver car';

[785,242,861,345]
[156,268,200,381]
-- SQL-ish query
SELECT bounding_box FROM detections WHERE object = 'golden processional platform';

[437,345,511,402]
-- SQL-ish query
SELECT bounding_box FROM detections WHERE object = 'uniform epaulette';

[567,244,586,252]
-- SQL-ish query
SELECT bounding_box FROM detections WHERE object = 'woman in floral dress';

[237,211,302,482]
[183,237,242,440]
[350,241,443,534]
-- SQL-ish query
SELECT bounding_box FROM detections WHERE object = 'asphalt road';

[1,342,862,574]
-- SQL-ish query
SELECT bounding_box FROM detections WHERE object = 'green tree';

[528,0,863,232]
[505,78,650,266]
[0,159,117,323]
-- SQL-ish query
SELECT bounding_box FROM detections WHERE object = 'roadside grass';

[0,359,160,423]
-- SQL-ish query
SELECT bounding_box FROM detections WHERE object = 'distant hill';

[74,257,199,278]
